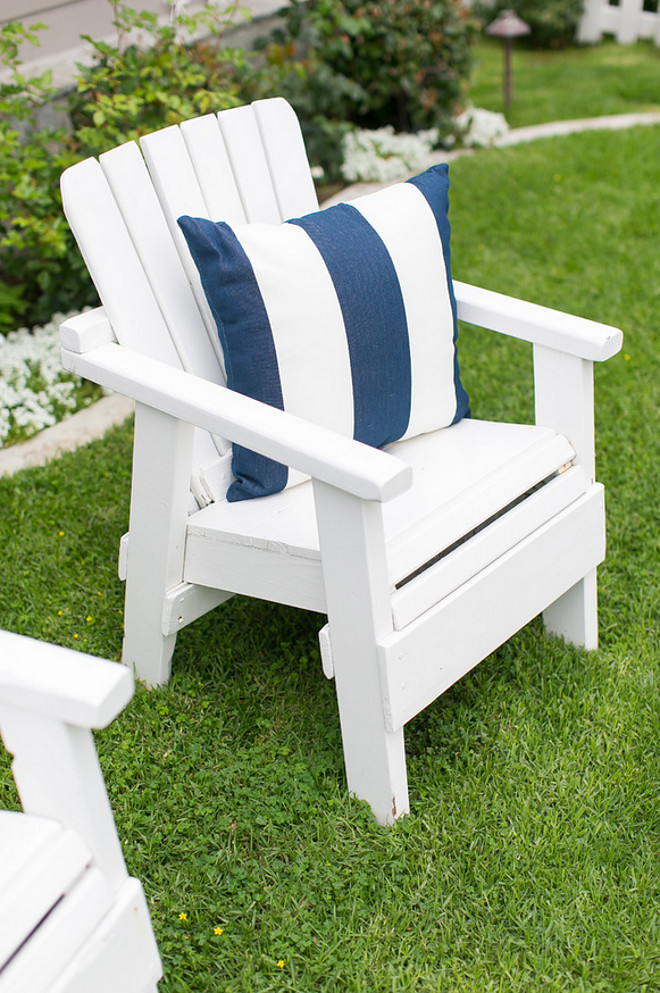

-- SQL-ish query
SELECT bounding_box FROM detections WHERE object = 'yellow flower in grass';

[178,912,188,922]
[277,960,284,969]
[214,927,223,936]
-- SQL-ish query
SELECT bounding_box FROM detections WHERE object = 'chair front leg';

[313,481,408,825]
[123,402,195,687]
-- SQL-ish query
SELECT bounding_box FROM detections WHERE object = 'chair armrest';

[454,281,623,361]
[61,337,412,503]
[0,632,133,729]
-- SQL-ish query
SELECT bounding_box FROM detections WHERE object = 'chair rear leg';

[543,568,598,650]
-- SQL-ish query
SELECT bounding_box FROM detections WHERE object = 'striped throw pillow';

[178,164,469,502]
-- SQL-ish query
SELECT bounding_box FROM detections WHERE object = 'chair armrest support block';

[59,308,116,354]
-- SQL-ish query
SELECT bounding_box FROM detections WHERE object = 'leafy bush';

[473,0,585,48]
[68,0,247,157]
[0,3,249,329]
[251,0,476,180]
[0,22,89,328]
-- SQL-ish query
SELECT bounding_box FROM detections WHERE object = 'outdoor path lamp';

[486,9,531,115]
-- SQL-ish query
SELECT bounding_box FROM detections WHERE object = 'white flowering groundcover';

[341,108,509,183]
[0,314,101,447]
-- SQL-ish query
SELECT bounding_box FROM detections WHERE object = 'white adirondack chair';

[58,97,622,825]
[0,632,162,993]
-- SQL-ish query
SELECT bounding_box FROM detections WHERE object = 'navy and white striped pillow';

[178,164,469,502]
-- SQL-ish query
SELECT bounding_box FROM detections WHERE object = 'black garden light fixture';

[485,9,531,115]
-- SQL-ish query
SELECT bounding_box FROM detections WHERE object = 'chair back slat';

[60,157,181,368]
[138,124,226,374]
[253,98,319,220]
[216,104,283,223]
[99,139,224,383]
[180,114,247,226]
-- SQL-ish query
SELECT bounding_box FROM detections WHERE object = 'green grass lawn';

[469,37,660,127]
[1,97,659,993]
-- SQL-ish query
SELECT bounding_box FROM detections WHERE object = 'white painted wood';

[100,137,224,383]
[180,114,247,225]
[0,708,128,887]
[59,307,116,353]
[0,817,91,971]
[0,637,162,992]
[543,568,599,650]
[0,866,113,993]
[252,97,319,220]
[57,98,624,822]
[384,421,575,584]
[533,345,595,483]
[0,630,132,728]
[578,0,660,44]
[189,438,233,506]
[161,582,233,637]
[118,532,129,582]
[391,466,587,629]
[318,624,334,679]
[455,281,623,361]
[183,426,583,618]
[48,877,161,993]
[216,105,282,223]
[313,482,408,824]
[138,123,226,372]
[60,158,180,366]
[122,402,194,686]
[184,529,326,612]
[61,341,413,503]
[379,485,606,733]
[0,814,62,897]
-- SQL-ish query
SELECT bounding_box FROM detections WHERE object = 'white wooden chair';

[0,632,162,993]
[58,97,622,825]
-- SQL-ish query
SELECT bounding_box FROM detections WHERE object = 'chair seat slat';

[185,420,581,599]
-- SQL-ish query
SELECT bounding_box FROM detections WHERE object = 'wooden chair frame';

[59,98,622,824]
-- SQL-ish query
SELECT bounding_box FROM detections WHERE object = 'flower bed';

[0,314,101,447]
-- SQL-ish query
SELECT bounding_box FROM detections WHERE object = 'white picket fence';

[578,0,660,44]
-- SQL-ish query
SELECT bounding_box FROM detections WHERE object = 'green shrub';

[0,22,91,328]
[474,0,585,48]
[251,0,476,180]
[0,3,250,329]
[68,0,247,157]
